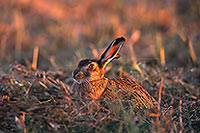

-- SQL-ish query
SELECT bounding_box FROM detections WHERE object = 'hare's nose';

[72,69,80,78]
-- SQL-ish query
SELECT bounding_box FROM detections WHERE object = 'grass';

[0,63,199,132]
[0,0,200,132]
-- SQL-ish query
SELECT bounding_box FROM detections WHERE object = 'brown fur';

[72,77,159,110]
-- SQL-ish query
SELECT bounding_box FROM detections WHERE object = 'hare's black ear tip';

[116,37,126,42]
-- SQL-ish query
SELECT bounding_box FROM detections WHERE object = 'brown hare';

[71,37,159,110]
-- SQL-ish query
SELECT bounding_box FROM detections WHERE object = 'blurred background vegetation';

[0,0,200,72]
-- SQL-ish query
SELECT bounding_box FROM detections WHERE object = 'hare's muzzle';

[72,69,85,82]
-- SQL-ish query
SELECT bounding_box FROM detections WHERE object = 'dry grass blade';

[178,35,199,66]
[36,80,48,89]
[179,100,183,131]
[59,80,71,102]
[156,33,165,66]
[25,80,34,95]
[158,78,163,110]
[15,116,26,133]
[128,30,142,74]
[46,76,62,89]
[32,46,39,70]
[155,78,163,128]
[2,95,9,102]
[187,38,199,66]
[160,47,165,66]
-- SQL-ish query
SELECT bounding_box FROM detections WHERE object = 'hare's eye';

[88,64,95,71]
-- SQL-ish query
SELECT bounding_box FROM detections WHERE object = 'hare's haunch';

[72,37,159,110]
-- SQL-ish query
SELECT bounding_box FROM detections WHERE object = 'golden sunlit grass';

[0,0,200,132]
[31,46,39,70]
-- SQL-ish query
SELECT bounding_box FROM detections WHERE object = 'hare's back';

[103,78,159,109]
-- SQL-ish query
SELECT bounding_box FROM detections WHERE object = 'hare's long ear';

[99,37,125,69]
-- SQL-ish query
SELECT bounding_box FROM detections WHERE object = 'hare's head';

[72,37,126,84]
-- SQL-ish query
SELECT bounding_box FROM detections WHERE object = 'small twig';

[158,78,163,109]
[187,39,197,64]
[156,78,163,126]
[156,33,165,66]
[36,80,48,89]
[15,116,26,133]
[49,56,58,68]
[25,80,35,95]
[179,100,184,131]
[179,35,199,66]
[32,46,39,70]
[59,80,71,102]
[160,47,165,66]
[45,77,61,90]
[162,105,173,116]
